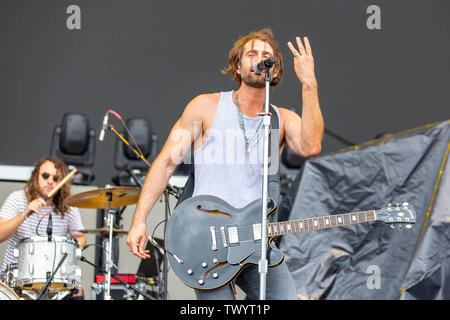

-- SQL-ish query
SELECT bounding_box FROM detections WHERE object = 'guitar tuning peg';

[388,202,392,207]
[390,224,395,229]
[402,202,409,207]
[406,224,412,229]
[398,224,403,230]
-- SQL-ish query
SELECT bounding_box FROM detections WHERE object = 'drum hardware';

[76,226,129,238]
[67,185,140,300]
[66,185,140,300]
[79,255,155,300]
[93,110,180,300]
[36,252,68,300]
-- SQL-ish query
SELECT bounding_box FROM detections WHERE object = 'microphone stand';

[105,122,173,300]
[257,66,274,300]
[46,213,52,242]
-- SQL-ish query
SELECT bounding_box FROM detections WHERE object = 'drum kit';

[0,185,159,301]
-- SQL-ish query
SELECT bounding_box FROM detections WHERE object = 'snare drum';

[14,236,82,291]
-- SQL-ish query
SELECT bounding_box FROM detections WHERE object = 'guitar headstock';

[375,202,416,229]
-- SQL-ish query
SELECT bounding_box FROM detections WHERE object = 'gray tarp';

[278,120,450,300]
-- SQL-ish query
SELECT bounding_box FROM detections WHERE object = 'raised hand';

[287,36,317,87]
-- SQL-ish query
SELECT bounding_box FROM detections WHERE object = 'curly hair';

[25,157,71,217]
[221,28,284,87]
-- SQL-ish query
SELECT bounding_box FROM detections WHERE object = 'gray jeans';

[194,260,297,300]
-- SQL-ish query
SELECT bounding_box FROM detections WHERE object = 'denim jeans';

[194,260,297,300]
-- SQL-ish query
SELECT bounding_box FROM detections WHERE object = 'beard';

[240,68,266,88]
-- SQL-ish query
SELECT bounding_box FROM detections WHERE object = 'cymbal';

[65,186,141,209]
[76,226,129,238]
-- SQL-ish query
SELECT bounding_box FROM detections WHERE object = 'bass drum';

[0,282,19,300]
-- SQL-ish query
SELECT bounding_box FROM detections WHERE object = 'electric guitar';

[165,195,416,290]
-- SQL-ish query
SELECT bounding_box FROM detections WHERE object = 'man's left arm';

[284,36,324,157]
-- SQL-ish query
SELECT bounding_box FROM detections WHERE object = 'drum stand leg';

[104,208,114,300]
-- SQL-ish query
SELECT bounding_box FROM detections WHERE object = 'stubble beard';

[240,69,266,89]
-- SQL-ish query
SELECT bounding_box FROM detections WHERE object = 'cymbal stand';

[104,189,114,300]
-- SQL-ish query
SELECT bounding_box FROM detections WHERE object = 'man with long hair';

[0,157,86,296]
[127,28,324,299]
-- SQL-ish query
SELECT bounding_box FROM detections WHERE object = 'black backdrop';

[0,0,448,186]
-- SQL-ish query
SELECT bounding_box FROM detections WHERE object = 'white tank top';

[191,91,280,208]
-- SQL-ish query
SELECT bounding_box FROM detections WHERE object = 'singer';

[127,28,324,299]
[0,157,86,297]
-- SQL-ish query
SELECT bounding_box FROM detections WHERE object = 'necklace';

[233,91,263,154]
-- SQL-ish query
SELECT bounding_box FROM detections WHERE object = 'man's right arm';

[126,94,210,259]
[0,197,46,243]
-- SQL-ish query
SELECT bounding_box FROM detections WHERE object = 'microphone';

[98,112,109,141]
[46,213,53,241]
[252,57,277,74]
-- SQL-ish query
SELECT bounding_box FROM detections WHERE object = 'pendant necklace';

[233,91,263,154]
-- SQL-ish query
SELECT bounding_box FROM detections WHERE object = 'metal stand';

[257,68,274,300]
[162,189,170,300]
[103,190,114,300]
[36,252,68,300]
[105,123,178,300]
[80,256,155,300]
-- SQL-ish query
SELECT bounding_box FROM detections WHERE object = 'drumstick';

[25,168,77,217]
[45,168,78,200]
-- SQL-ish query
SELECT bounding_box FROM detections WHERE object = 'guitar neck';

[267,210,377,237]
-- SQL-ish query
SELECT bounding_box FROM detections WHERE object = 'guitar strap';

[176,105,280,208]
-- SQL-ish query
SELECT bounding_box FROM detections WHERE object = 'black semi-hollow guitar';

[165,195,416,290]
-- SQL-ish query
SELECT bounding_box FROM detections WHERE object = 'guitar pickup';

[253,223,262,241]
[210,226,217,251]
[228,226,239,245]
[220,226,228,248]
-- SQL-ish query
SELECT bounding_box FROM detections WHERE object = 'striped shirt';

[0,189,85,272]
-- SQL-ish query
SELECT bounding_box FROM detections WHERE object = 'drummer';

[0,157,86,295]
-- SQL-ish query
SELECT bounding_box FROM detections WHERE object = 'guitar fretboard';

[267,210,376,237]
